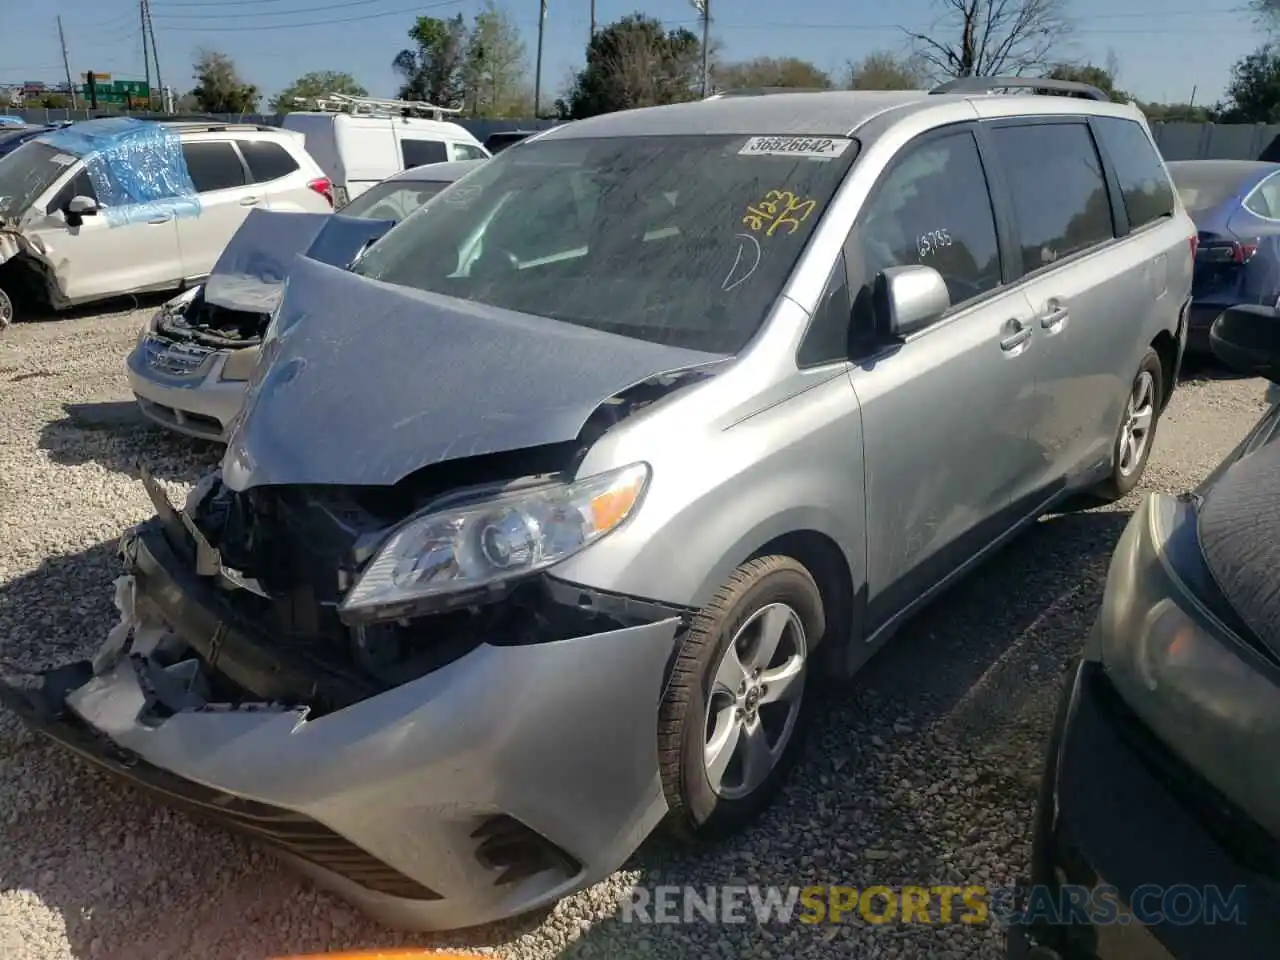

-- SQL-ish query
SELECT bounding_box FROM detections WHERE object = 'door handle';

[147,215,172,224]
[239,196,260,206]
[1000,319,1032,352]
[1040,299,1070,331]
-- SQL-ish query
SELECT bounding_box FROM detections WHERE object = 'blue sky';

[0,0,1262,107]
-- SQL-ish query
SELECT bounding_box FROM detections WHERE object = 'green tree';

[190,49,260,114]
[269,71,367,113]
[713,56,832,91]
[566,14,703,118]
[1044,62,1130,102]
[460,0,530,117]
[392,14,468,107]
[1218,45,1280,123]
[846,51,927,89]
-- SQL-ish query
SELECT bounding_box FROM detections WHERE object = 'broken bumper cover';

[0,521,683,931]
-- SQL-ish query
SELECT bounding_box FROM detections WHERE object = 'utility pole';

[534,0,546,118]
[589,0,595,40]
[56,16,78,109]
[144,0,163,112]
[140,0,151,111]
[700,0,711,98]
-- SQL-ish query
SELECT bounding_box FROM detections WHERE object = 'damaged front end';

[1,368,712,928]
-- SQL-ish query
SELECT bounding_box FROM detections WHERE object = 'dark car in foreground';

[0,125,55,160]
[1167,160,1280,353]
[1015,305,1280,959]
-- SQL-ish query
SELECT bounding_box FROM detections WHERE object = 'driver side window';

[855,129,1002,311]
[46,168,98,216]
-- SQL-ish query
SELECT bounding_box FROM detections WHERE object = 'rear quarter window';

[1092,116,1175,230]
[237,140,300,182]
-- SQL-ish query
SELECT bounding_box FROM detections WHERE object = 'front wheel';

[0,283,13,331]
[1093,348,1163,501]
[659,555,823,840]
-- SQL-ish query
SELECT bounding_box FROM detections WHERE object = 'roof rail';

[705,87,829,99]
[298,92,462,120]
[930,77,1111,102]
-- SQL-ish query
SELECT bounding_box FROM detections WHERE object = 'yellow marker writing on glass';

[742,189,817,237]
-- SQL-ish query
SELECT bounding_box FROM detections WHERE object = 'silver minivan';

[3,80,1194,931]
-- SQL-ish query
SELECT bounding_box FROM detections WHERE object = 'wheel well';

[750,530,855,674]
[0,254,52,313]
[1151,330,1178,412]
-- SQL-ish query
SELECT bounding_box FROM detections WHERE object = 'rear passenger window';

[237,140,299,182]
[989,123,1114,273]
[182,141,248,192]
[400,139,448,168]
[1092,117,1175,230]
[1244,173,1280,220]
[855,129,1002,309]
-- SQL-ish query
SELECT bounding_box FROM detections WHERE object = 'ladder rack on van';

[299,93,463,120]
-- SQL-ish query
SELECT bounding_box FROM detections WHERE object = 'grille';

[33,702,442,901]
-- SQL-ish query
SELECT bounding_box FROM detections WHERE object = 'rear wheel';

[1093,348,1163,501]
[659,556,822,840]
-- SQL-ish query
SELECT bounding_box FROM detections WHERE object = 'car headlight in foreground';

[1098,492,1280,839]
[339,462,650,622]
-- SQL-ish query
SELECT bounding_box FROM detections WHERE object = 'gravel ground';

[0,308,1271,960]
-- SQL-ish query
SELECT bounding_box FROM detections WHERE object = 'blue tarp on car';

[35,118,200,227]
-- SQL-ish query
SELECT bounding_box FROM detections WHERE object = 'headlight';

[1100,493,1280,838]
[338,462,650,621]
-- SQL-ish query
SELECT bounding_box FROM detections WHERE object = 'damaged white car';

[127,160,484,441]
[0,116,331,328]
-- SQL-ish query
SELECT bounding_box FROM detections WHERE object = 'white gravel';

[0,310,1271,960]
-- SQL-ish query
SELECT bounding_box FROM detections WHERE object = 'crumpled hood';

[221,256,726,491]
[203,209,396,314]
[1197,437,1280,660]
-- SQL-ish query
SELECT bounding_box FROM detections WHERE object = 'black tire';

[0,283,13,331]
[1093,347,1163,502]
[659,555,824,840]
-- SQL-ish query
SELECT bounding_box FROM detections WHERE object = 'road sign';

[81,72,111,82]
[81,79,151,105]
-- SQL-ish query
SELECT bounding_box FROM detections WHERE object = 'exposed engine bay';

[144,369,708,716]
[156,287,269,349]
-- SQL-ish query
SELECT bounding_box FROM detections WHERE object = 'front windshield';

[352,133,859,353]
[0,140,75,220]
[342,178,452,221]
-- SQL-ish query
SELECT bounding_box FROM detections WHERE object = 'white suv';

[0,118,333,326]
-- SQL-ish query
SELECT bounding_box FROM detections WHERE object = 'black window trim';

[182,138,252,194]
[1087,114,1176,237]
[978,115,1123,286]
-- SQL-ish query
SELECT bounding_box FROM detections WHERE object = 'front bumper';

[0,519,682,931]
[1020,656,1280,959]
[126,335,253,442]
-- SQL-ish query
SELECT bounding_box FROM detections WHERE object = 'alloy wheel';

[0,287,12,331]
[1117,370,1156,477]
[703,602,808,801]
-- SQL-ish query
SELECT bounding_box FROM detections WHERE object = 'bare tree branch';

[906,0,1072,79]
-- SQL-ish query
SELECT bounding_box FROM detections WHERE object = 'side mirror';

[873,265,950,340]
[1210,304,1280,384]
[67,195,98,216]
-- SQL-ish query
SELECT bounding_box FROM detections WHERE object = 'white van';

[281,94,490,206]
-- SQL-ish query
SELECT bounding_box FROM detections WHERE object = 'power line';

[152,0,404,19]
[149,0,462,30]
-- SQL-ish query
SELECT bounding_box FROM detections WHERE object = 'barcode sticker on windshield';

[738,136,853,159]
[50,153,76,166]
